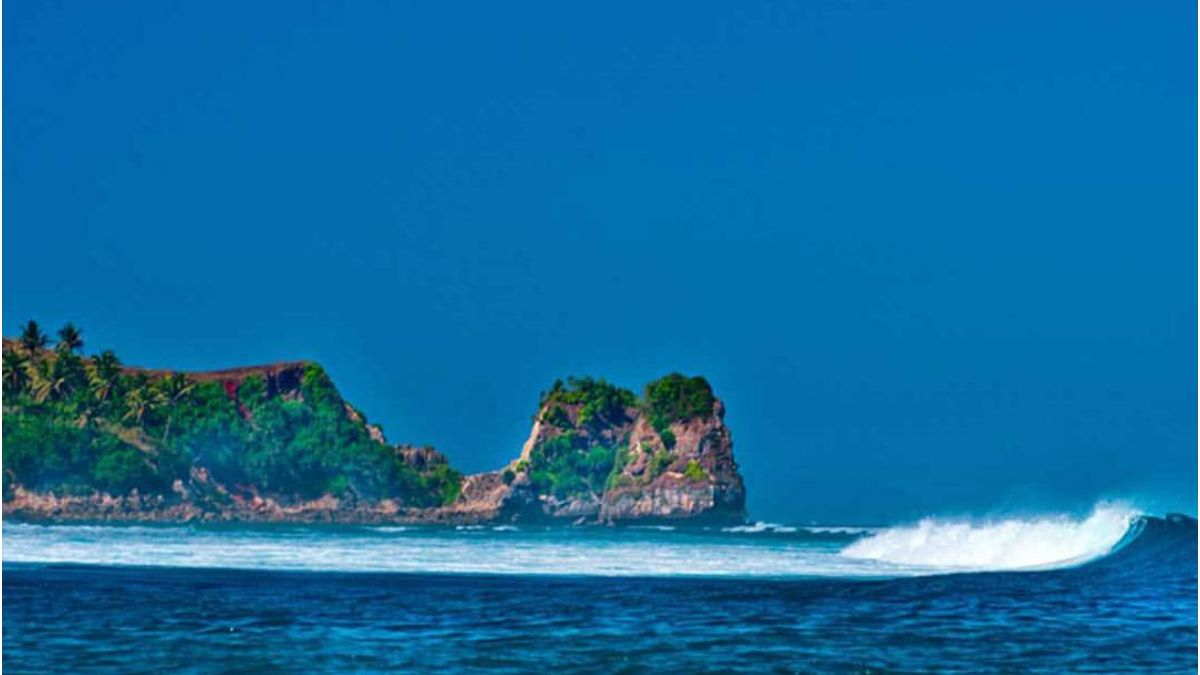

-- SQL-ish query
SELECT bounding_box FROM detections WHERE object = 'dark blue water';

[4,515,1196,673]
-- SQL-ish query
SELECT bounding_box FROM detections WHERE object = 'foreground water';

[4,506,1196,672]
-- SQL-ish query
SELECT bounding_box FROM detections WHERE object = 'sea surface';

[4,504,1196,672]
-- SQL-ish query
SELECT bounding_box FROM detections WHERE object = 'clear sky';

[5,1,1195,523]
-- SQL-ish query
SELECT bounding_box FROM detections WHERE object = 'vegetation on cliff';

[2,321,461,506]
[539,376,637,430]
[642,373,715,448]
[525,374,719,500]
[526,377,636,499]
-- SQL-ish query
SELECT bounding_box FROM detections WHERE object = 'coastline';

[2,472,747,527]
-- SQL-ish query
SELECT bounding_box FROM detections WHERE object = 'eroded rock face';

[452,377,747,525]
[599,399,745,524]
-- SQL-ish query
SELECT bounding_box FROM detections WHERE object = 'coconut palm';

[3,349,31,395]
[88,350,123,405]
[158,373,196,444]
[33,366,67,404]
[19,320,48,359]
[123,384,165,430]
[123,387,151,428]
[56,323,84,354]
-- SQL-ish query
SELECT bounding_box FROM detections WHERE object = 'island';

[2,321,746,525]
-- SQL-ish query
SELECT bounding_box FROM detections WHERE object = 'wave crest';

[839,503,1138,571]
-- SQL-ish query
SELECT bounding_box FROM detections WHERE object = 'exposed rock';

[599,399,745,524]
[456,375,747,525]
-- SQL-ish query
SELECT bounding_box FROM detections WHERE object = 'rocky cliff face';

[599,397,744,524]
[440,375,746,525]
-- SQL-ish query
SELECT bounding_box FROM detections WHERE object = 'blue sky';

[5,1,1195,523]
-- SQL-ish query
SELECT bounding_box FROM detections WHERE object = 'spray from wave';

[839,502,1139,571]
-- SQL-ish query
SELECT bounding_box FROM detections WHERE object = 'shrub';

[421,463,464,506]
[650,450,673,477]
[605,444,633,490]
[92,440,159,494]
[539,376,636,428]
[541,405,572,429]
[527,430,618,499]
[642,373,715,435]
[683,460,706,482]
[660,429,676,449]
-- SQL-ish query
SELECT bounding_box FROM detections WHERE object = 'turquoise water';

[4,509,1196,672]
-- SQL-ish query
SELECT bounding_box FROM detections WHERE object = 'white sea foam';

[839,503,1138,570]
[803,526,877,535]
[2,522,911,578]
[3,503,1140,578]
[722,521,798,534]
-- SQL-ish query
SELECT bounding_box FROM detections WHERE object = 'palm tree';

[158,373,196,444]
[33,365,67,404]
[123,384,165,430]
[74,350,122,427]
[123,387,151,429]
[57,323,83,354]
[39,344,86,404]
[3,349,31,395]
[88,350,123,406]
[19,320,48,359]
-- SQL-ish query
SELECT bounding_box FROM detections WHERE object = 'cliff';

[434,375,745,525]
[2,326,746,525]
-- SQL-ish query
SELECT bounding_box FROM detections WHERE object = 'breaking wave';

[839,503,1138,570]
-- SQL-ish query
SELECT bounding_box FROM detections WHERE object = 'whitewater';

[3,502,1143,578]
[6,503,1195,671]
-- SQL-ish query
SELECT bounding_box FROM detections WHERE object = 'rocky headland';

[2,323,746,525]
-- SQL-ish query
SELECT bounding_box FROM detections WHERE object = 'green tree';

[87,350,123,407]
[642,373,715,436]
[32,360,67,404]
[157,372,196,444]
[19,320,48,359]
[56,323,84,353]
[123,384,165,430]
[3,349,31,395]
[36,349,87,405]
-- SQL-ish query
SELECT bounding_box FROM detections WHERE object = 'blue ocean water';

[3,507,1196,672]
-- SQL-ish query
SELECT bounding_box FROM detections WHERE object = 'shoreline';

[1,485,747,527]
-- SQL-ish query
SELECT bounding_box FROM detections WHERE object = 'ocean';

[3,505,1196,672]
